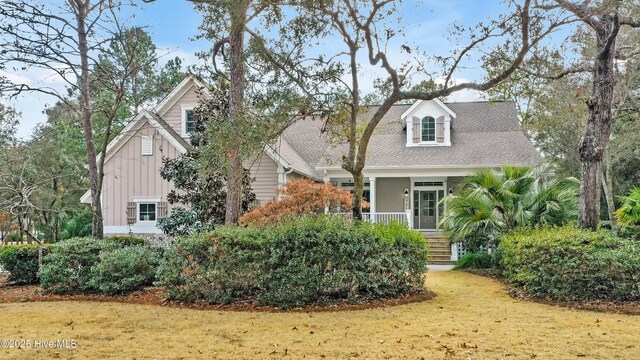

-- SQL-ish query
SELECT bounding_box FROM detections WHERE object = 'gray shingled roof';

[282,101,542,171]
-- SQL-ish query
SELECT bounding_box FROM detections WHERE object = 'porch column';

[369,177,376,222]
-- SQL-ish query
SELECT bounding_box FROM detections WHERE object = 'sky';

[3,0,515,139]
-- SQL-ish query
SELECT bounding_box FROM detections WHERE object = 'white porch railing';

[373,212,408,225]
[331,212,409,226]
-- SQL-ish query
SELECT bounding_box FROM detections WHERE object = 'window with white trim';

[141,135,153,156]
[421,116,436,142]
[182,107,196,137]
[138,203,156,222]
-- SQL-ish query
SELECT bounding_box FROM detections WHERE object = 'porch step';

[428,260,457,266]
[422,232,454,264]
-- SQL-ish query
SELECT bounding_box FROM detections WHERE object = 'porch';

[328,175,465,264]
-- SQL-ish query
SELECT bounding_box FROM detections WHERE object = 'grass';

[0,271,638,359]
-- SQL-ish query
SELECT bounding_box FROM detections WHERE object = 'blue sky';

[4,0,518,139]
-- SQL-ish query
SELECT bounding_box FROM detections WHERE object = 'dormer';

[402,99,454,147]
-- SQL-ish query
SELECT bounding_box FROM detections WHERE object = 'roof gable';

[401,99,456,120]
[154,74,210,116]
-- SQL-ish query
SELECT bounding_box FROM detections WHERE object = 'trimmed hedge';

[89,246,161,295]
[0,245,52,285]
[39,236,151,294]
[500,226,640,301]
[156,216,428,308]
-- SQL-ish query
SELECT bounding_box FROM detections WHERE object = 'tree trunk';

[224,1,248,225]
[75,5,103,238]
[350,170,364,221]
[578,14,619,230]
[601,153,617,232]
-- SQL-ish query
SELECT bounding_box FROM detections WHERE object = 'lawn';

[0,271,638,359]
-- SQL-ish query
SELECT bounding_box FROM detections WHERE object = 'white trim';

[100,110,188,166]
[401,98,456,119]
[132,197,162,202]
[80,190,91,204]
[104,225,164,235]
[317,164,508,171]
[181,105,197,137]
[137,202,158,223]
[154,75,211,116]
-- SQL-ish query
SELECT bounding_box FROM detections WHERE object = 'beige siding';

[162,86,202,136]
[376,177,410,212]
[447,176,464,194]
[102,122,181,226]
[249,152,279,204]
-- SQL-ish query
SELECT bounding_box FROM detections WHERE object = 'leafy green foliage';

[158,85,255,236]
[39,237,148,294]
[500,226,640,301]
[440,165,579,249]
[155,227,264,304]
[89,246,161,295]
[0,245,52,284]
[615,188,640,226]
[59,210,93,240]
[39,238,121,294]
[453,252,496,270]
[156,216,428,308]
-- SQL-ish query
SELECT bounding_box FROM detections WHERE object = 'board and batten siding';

[248,152,279,204]
[102,121,181,226]
[162,86,202,136]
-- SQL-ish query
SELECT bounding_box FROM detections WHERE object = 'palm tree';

[614,188,640,226]
[440,165,579,245]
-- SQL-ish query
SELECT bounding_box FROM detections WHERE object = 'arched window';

[421,116,435,142]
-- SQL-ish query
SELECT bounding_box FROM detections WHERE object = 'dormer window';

[181,106,196,137]
[421,116,436,142]
[402,99,454,147]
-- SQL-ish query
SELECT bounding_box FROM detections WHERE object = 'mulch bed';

[464,268,640,316]
[0,277,435,312]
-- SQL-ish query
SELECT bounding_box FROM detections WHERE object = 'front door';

[413,190,437,229]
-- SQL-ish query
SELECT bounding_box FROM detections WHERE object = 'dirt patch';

[463,268,640,315]
[0,283,435,312]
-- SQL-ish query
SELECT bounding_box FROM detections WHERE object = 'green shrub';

[0,245,52,284]
[500,226,640,301]
[156,227,264,304]
[156,216,428,308]
[104,236,148,247]
[39,237,123,294]
[89,246,160,295]
[453,252,495,270]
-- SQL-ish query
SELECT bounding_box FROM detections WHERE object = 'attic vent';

[141,136,153,156]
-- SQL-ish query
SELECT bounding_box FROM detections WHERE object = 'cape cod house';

[81,75,542,263]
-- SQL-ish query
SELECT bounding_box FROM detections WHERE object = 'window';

[185,110,196,135]
[141,136,153,156]
[138,203,156,222]
[421,116,435,142]
[182,107,196,136]
[414,181,444,187]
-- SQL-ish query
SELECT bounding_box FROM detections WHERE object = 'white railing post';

[405,209,412,228]
[451,243,458,261]
[369,177,376,223]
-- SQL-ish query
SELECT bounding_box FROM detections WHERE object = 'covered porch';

[328,175,463,232]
